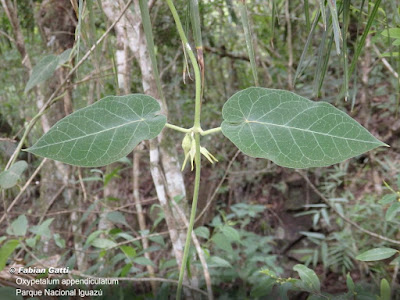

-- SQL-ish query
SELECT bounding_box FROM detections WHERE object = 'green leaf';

[26,237,37,248]
[293,264,320,292]
[29,218,54,238]
[91,238,117,249]
[0,161,28,189]
[208,256,232,268]
[7,215,28,236]
[356,248,398,262]
[53,233,66,249]
[120,263,132,277]
[221,88,386,169]
[194,226,210,239]
[381,28,400,39]
[380,279,391,300]
[250,278,275,297]
[148,235,165,246]
[25,55,59,93]
[385,202,400,221]
[381,52,400,57]
[120,245,136,258]
[85,230,103,246]
[0,240,19,271]
[221,226,240,242]
[212,232,233,253]
[27,94,166,167]
[326,0,342,54]
[379,194,397,204]
[57,48,73,67]
[346,273,355,292]
[106,211,128,227]
[133,256,156,267]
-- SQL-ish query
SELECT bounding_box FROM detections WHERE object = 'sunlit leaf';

[27,94,166,167]
[221,88,386,169]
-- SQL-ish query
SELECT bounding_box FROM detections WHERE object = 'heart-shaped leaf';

[221,87,387,169]
[27,94,166,167]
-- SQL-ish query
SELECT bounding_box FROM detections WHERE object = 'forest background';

[0,0,400,299]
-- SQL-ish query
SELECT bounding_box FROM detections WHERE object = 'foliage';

[1,0,399,299]
[26,94,166,167]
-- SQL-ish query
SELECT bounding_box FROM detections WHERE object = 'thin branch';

[372,44,399,78]
[297,171,400,245]
[171,201,213,300]
[133,150,156,293]
[0,29,16,44]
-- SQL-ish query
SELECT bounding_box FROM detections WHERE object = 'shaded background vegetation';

[0,0,399,299]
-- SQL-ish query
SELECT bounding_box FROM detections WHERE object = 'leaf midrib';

[232,119,381,145]
[30,118,145,151]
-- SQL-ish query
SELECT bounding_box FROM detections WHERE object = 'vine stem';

[165,0,203,299]
[165,123,191,133]
[201,127,221,136]
[166,0,201,129]
[177,132,201,299]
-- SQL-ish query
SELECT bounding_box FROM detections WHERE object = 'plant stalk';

[201,127,221,136]
[165,123,191,133]
[165,1,204,299]
[177,132,201,300]
[166,0,202,129]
